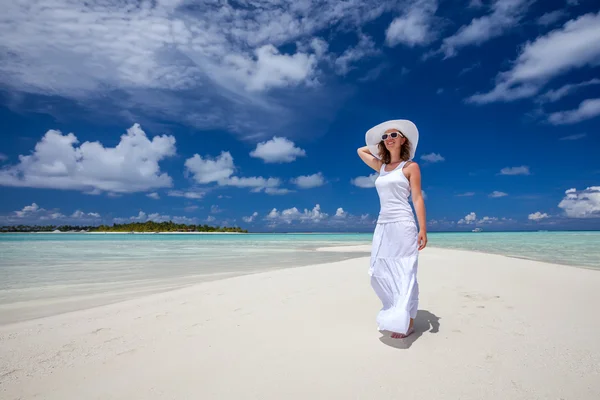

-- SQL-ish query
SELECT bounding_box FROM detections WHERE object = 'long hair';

[377,138,411,164]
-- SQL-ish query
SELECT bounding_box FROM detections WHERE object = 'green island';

[1,221,248,233]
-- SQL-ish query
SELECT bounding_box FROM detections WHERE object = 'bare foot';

[390,319,414,339]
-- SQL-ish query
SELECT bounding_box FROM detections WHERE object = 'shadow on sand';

[378,309,441,349]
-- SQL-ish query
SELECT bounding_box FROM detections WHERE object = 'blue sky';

[0,0,599,232]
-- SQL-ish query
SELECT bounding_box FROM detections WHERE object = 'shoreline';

[1,245,597,326]
[0,245,597,328]
[316,243,600,271]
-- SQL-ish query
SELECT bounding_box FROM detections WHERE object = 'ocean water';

[0,231,598,324]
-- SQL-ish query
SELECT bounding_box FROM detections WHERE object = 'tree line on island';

[1,221,248,233]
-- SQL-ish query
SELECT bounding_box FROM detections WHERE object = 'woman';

[357,119,427,339]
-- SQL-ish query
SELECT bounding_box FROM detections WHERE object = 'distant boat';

[472,228,483,232]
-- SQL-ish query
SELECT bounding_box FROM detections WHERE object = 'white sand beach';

[1,247,600,399]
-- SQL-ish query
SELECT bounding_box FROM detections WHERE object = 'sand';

[1,247,599,399]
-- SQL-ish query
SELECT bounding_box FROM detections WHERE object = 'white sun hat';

[365,119,419,160]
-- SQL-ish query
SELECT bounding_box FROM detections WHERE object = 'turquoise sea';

[0,231,598,324]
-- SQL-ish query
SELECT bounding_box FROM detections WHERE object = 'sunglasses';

[381,131,404,140]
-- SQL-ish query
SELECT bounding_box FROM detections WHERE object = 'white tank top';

[375,161,415,224]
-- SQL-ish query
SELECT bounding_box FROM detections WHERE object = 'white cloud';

[260,205,375,228]
[478,216,498,224]
[489,191,508,198]
[184,151,282,193]
[458,212,502,225]
[560,133,587,141]
[0,124,176,194]
[243,212,259,223]
[528,211,549,221]
[184,205,199,212]
[206,216,216,223]
[249,137,306,163]
[185,152,235,184]
[351,173,378,188]
[421,152,445,163]
[537,10,568,26]
[222,176,281,191]
[228,45,319,92]
[168,190,206,199]
[14,203,41,218]
[292,172,326,189]
[114,211,199,225]
[558,186,600,218]
[1,203,101,225]
[0,1,401,138]
[335,207,347,218]
[385,0,439,47]
[335,33,380,75]
[458,212,477,224]
[456,192,476,197]
[548,98,600,125]
[499,166,530,175]
[71,210,101,219]
[265,204,327,225]
[537,79,600,103]
[210,205,223,214]
[440,0,532,58]
[264,187,294,195]
[147,192,160,200]
[467,12,600,104]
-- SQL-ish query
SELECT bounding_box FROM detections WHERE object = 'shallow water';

[1,231,598,323]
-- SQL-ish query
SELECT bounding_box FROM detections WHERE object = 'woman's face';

[382,129,406,151]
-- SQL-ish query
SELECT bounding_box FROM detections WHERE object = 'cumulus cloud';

[385,0,439,47]
[249,137,306,163]
[113,211,198,225]
[489,191,508,198]
[499,166,530,175]
[351,173,378,188]
[528,211,549,221]
[467,12,600,104]
[1,203,101,225]
[420,153,445,163]
[147,192,160,200]
[185,152,236,184]
[0,124,176,194]
[458,212,477,224]
[262,204,373,228]
[558,187,600,218]
[334,207,347,218]
[440,0,533,58]
[292,172,326,189]
[184,151,282,193]
[458,212,501,225]
[266,204,328,225]
[548,98,600,125]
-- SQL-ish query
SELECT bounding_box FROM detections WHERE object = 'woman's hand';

[418,230,427,250]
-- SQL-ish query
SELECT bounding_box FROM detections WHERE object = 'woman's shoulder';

[404,160,420,169]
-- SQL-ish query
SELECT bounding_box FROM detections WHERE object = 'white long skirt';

[369,219,419,335]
